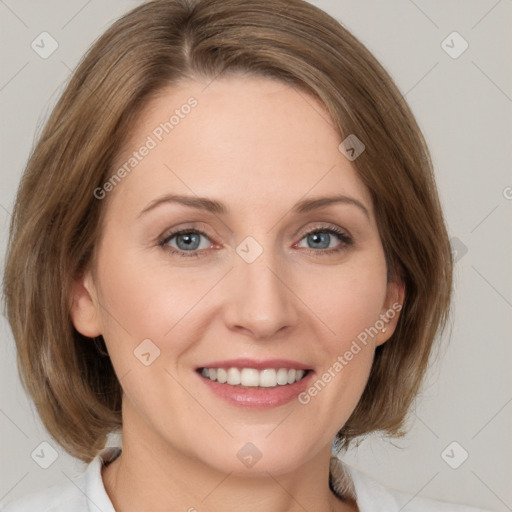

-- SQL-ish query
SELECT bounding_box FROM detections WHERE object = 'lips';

[195,358,314,408]
[196,358,311,372]
[199,367,307,387]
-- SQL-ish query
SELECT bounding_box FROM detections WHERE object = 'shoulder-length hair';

[3,0,452,462]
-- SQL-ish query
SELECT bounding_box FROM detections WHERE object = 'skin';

[71,75,403,512]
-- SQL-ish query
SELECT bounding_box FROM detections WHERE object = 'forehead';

[106,75,373,220]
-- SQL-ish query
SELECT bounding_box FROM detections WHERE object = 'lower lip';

[197,371,314,409]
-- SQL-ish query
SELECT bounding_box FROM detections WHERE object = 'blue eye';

[160,229,213,257]
[296,227,353,254]
[159,226,352,258]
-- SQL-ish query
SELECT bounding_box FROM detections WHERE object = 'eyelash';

[158,225,353,259]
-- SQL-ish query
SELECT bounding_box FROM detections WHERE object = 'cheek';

[299,252,388,344]
[293,253,387,413]
[93,241,218,360]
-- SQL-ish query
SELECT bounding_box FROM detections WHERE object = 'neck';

[101,407,356,512]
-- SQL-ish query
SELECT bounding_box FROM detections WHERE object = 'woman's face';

[73,75,402,475]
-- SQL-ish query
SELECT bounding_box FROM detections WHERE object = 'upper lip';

[196,358,311,371]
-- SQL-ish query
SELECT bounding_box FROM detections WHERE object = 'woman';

[2,0,490,510]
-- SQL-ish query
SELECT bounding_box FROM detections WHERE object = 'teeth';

[227,367,241,385]
[217,368,227,384]
[260,369,277,387]
[199,367,308,387]
[241,368,259,386]
[276,368,288,385]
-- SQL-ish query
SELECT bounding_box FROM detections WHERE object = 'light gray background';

[1,1,510,510]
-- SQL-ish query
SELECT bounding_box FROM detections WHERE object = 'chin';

[191,434,319,477]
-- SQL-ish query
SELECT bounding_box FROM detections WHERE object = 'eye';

[159,225,353,258]
[295,226,353,255]
[159,228,214,258]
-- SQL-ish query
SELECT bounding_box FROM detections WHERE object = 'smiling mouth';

[198,367,310,388]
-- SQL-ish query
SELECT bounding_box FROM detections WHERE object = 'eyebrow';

[137,193,369,219]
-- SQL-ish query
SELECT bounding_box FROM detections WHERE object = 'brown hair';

[3,0,452,462]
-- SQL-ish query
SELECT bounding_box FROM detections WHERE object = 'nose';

[222,251,299,340]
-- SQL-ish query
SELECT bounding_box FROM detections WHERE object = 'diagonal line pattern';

[61,0,92,29]
[470,204,499,233]
[0,0,29,28]
[472,0,503,29]
[200,471,233,502]
[164,368,233,437]
[97,299,132,337]
[407,0,439,28]
[0,409,29,438]
[386,62,439,115]
[0,62,29,92]
[200,69,226,94]
[266,472,311,512]
[403,62,440,97]
[472,397,512,439]
[117,368,132,383]
[471,266,512,308]
[0,203,12,218]
[61,471,107,512]
[398,473,439,511]
[472,471,512,511]
[413,411,439,439]
[0,472,29,502]
[265,410,295,438]
[472,61,512,103]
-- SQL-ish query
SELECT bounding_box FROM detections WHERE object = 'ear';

[374,278,405,347]
[70,269,102,338]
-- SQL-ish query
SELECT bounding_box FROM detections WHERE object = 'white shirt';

[2,447,490,511]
